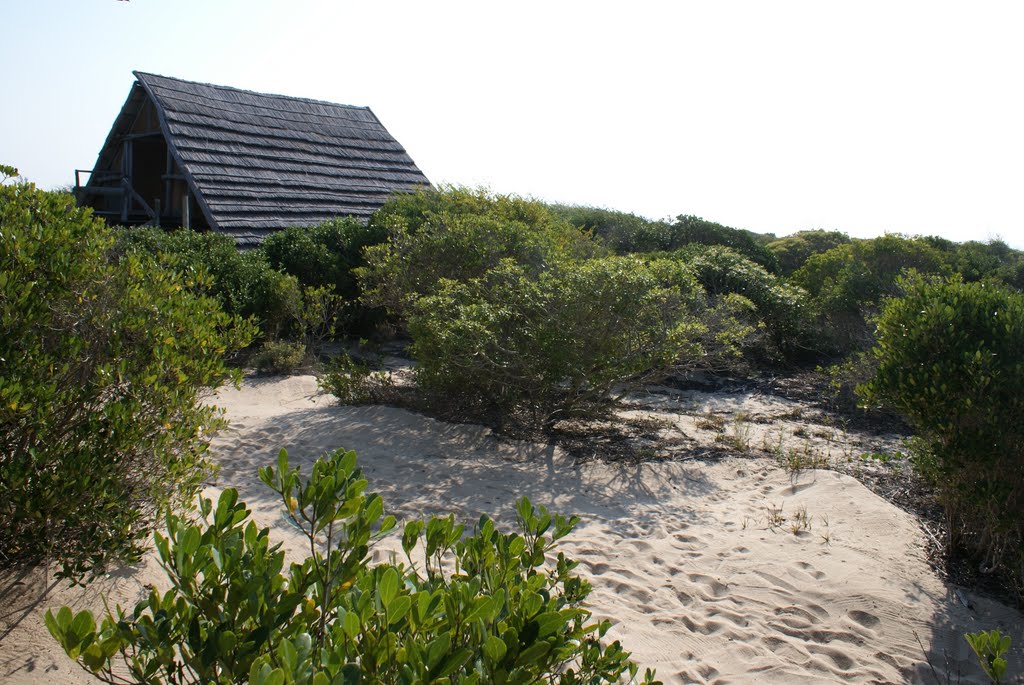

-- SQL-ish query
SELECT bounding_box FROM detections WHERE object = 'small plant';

[45,448,661,684]
[318,352,395,405]
[716,412,752,452]
[781,445,829,475]
[765,503,786,531]
[789,506,812,535]
[696,411,726,432]
[298,285,348,356]
[818,515,832,545]
[252,340,307,375]
[761,429,785,457]
[965,629,1012,684]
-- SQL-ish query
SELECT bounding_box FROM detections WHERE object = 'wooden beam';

[121,178,156,219]
[123,131,163,140]
[121,140,132,222]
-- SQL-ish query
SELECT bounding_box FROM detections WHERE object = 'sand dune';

[3,375,1021,684]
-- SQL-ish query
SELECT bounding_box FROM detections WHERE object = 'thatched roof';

[84,72,430,245]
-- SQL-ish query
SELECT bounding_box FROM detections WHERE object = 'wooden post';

[182,190,191,229]
[164,148,172,220]
[121,139,132,222]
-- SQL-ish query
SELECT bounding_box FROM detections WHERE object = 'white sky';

[3,1,1023,247]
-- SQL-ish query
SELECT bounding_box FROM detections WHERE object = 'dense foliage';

[665,245,812,359]
[359,188,596,319]
[792,234,950,353]
[860,275,1024,602]
[551,205,671,254]
[357,189,778,426]
[923,236,1024,290]
[260,218,387,333]
[118,228,302,340]
[766,229,851,276]
[667,215,780,273]
[47,448,659,685]
[408,257,704,426]
[0,179,254,579]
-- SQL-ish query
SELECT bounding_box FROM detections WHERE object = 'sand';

[2,375,1021,684]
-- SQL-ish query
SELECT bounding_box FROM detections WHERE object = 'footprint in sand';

[687,573,729,598]
[847,609,881,629]
[795,560,827,580]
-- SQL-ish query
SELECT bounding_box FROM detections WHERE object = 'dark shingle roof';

[134,72,429,244]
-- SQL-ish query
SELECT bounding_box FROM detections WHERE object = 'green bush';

[118,228,303,341]
[668,215,780,273]
[252,341,307,375]
[550,204,672,254]
[792,234,949,353]
[408,257,704,426]
[923,236,1024,291]
[766,229,851,276]
[859,275,1024,603]
[669,244,812,358]
[46,448,660,685]
[261,218,386,334]
[224,252,303,340]
[360,188,599,318]
[318,353,396,405]
[0,179,254,579]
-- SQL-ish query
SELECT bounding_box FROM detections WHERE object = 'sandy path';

[2,375,1021,684]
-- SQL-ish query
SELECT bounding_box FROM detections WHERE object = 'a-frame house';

[75,72,430,246]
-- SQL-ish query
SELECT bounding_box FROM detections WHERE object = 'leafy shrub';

[262,217,384,294]
[766,229,851,276]
[923,236,1024,291]
[408,257,704,426]
[46,448,660,685]
[318,353,396,405]
[118,228,303,340]
[252,341,307,375]
[298,285,348,357]
[670,244,812,358]
[224,252,303,340]
[859,275,1024,603]
[261,218,386,334]
[0,180,254,579]
[668,215,780,273]
[551,204,672,254]
[791,234,949,353]
[360,187,599,318]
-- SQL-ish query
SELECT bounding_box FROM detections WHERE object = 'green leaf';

[379,567,399,606]
[483,635,507,662]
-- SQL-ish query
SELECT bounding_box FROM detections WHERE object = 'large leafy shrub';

[408,257,704,426]
[550,204,672,254]
[261,218,387,333]
[118,228,302,340]
[667,215,780,273]
[261,217,385,295]
[766,229,851,276]
[669,245,812,358]
[47,448,660,685]
[792,234,949,353]
[360,188,598,318]
[0,179,254,579]
[860,275,1024,602]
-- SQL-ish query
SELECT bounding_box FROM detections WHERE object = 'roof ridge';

[133,70,372,112]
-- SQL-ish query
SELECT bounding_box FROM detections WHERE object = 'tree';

[0,177,254,579]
